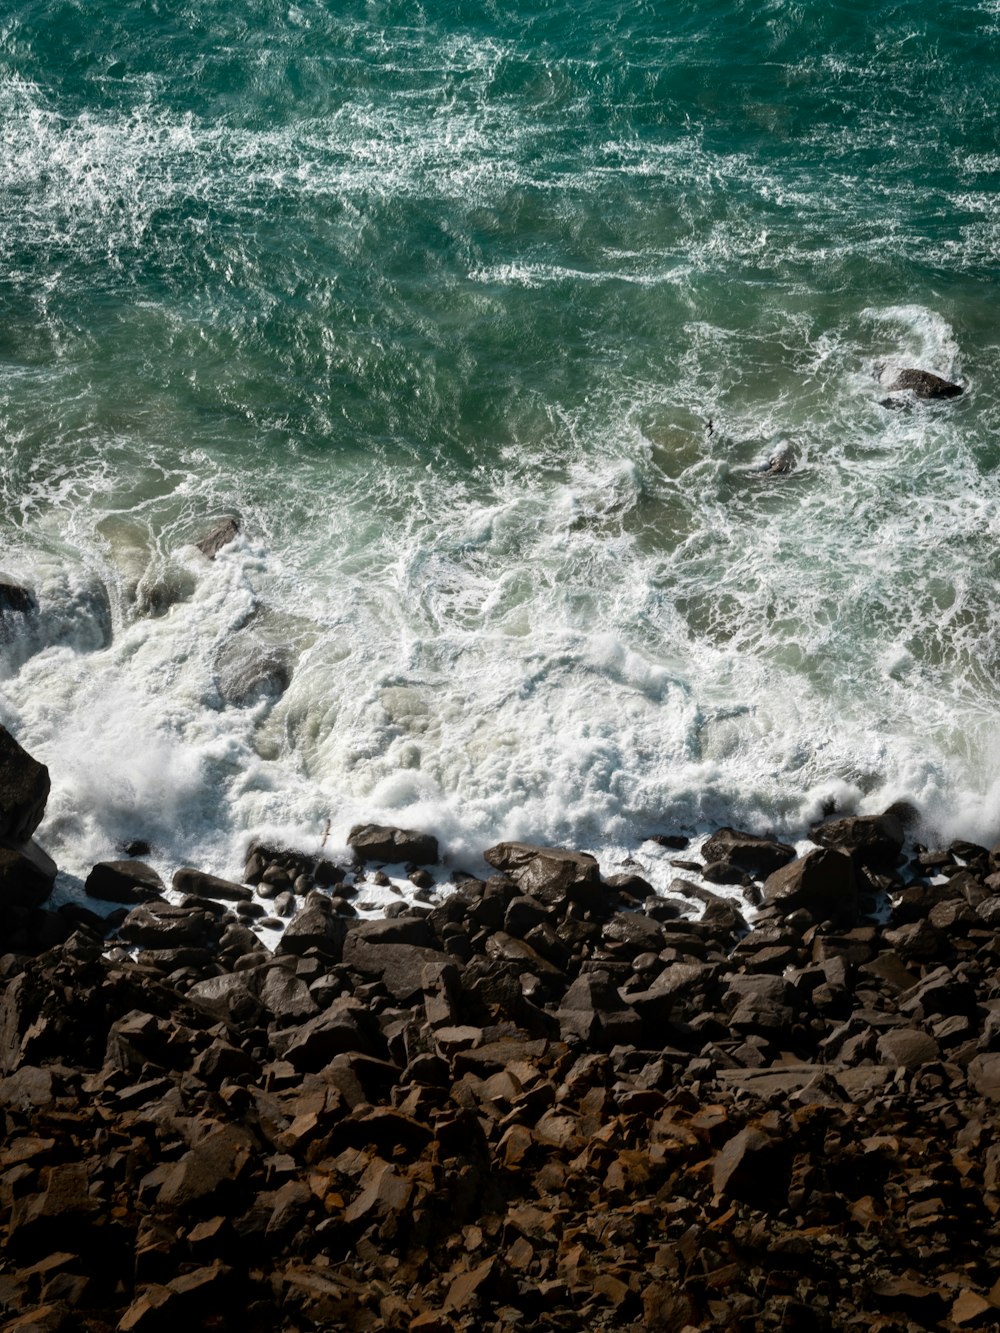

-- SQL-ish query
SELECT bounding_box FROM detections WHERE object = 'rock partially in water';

[0,725,50,846]
[0,580,36,616]
[883,368,964,399]
[215,629,293,707]
[84,859,166,905]
[349,824,440,866]
[195,517,240,560]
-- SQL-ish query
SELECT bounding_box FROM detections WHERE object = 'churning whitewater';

[3,1,1000,885]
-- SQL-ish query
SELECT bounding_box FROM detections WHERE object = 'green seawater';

[2,1,1000,876]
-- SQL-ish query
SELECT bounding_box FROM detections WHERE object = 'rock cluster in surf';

[2,728,1000,1330]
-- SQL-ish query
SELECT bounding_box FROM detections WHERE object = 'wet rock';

[762,848,857,923]
[0,726,50,846]
[0,839,57,910]
[348,824,439,866]
[342,933,454,1003]
[84,859,165,905]
[701,827,796,877]
[275,902,347,961]
[195,517,240,560]
[885,368,964,399]
[483,841,602,909]
[172,868,252,903]
[811,811,905,867]
[0,579,36,615]
[215,629,293,707]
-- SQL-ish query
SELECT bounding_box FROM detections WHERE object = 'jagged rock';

[811,811,905,867]
[557,972,641,1048]
[275,902,347,960]
[701,827,796,876]
[273,997,378,1070]
[84,860,165,905]
[119,902,217,949]
[483,842,602,909]
[342,933,454,1003]
[195,517,240,559]
[0,839,57,910]
[875,1027,941,1068]
[885,368,964,399]
[348,824,439,866]
[158,1125,254,1209]
[0,726,50,846]
[762,848,857,922]
[712,1126,782,1205]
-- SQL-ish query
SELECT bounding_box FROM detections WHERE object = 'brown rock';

[171,868,252,902]
[195,517,240,559]
[701,826,796,876]
[158,1125,254,1209]
[875,1027,940,1069]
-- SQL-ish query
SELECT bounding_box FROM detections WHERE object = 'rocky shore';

[1,724,999,1331]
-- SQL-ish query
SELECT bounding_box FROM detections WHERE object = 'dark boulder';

[0,725,50,845]
[762,848,857,923]
[0,839,57,909]
[0,580,36,615]
[811,811,905,867]
[348,824,439,866]
[700,827,796,877]
[195,517,240,560]
[885,368,963,399]
[483,841,602,909]
[84,859,166,905]
[172,868,252,903]
[275,902,347,960]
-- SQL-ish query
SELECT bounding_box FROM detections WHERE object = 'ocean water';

[3,0,1000,886]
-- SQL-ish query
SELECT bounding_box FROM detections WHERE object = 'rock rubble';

[1,728,1000,1330]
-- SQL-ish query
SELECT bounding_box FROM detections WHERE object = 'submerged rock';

[215,630,293,707]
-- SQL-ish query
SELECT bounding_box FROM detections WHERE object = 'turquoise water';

[3,1,1000,878]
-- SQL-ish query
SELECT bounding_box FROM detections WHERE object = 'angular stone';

[276,903,347,960]
[172,868,252,902]
[342,934,453,1003]
[712,1127,780,1205]
[483,842,601,908]
[701,827,796,876]
[195,517,240,559]
[875,1027,940,1069]
[811,812,905,867]
[968,1052,1000,1101]
[274,997,378,1071]
[158,1125,254,1209]
[885,368,963,399]
[348,824,439,865]
[0,726,50,845]
[762,848,857,922]
[84,860,165,905]
[0,839,57,909]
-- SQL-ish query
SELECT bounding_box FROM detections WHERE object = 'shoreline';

[3,724,1000,1328]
